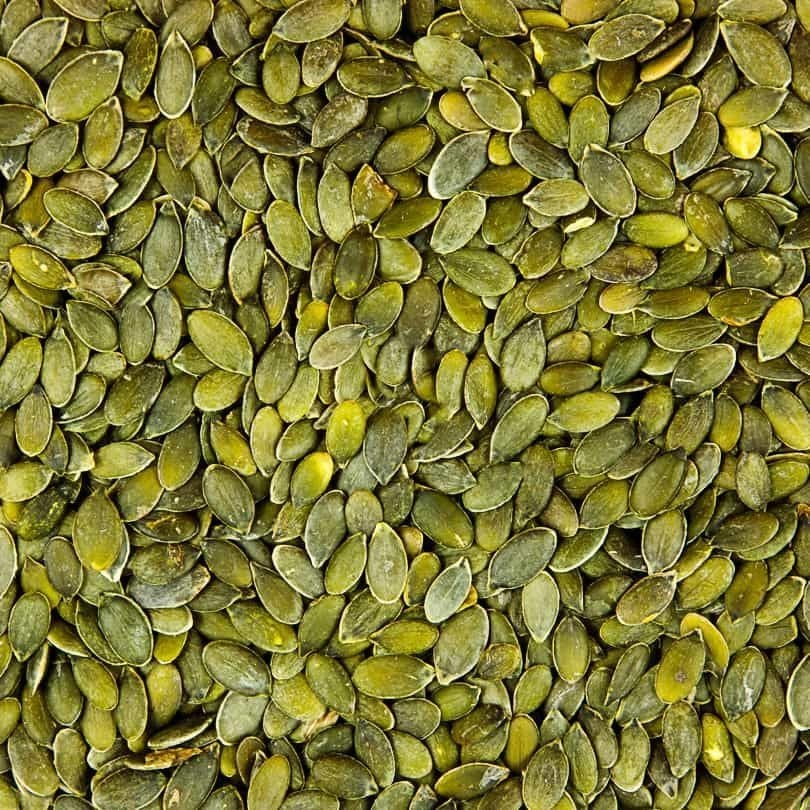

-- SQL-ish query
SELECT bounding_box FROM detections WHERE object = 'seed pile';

[2,0,810,807]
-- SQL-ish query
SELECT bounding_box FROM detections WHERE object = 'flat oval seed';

[155,31,195,118]
[758,297,804,361]
[588,14,666,60]
[93,768,166,810]
[722,647,766,720]
[187,310,253,375]
[202,640,270,695]
[460,0,525,37]
[273,0,352,42]
[523,741,568,809]
[428,131,490,200]
[433,605,489,684]
[787,656,810,730]
[655,632,705,703]
[762,384,810,450]
[616,573,677,625]
[43,188,108,236]
[46,51,123,122]
[413,36,486,89]
[74,489,124,572]
[98,594,153,666]
[721,21,791,87]
[424,559,472,625]
[367,522,408,604]
[9,244,75,290]
[246,754,290,810]
[8,727,59,797]
[489,528,556,589]
[9,591,51,661]
[353,655,434,699]
[580,145,636,217]
[203,465,254,532]
[644,94,701,155]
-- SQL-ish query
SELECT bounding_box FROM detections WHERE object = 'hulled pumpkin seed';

[0,2,802,808]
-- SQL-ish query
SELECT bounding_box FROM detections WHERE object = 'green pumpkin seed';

[433,605,488,684]
[246,754,290,810]
[98,594,152,667]
[722,647,766,720]
[588,14,666,60]
[202,464,254,532]
[580,145,636,217]
[353,654,434,700]
[460,0,525,36]
[367,522,408,604]
[655,632,705,703]
[721,21,791,87]
[427,131,490,200]
[523,741,568,809]
[762,384,810,449]
[46,51,123,122]
[43,187,108,237]
[413,36,485,89]
[0,2,802,807]
[187,310,253,375]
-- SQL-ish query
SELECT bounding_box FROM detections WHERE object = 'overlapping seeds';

[1,0,810,808]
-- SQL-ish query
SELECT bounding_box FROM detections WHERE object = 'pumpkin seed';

[0,3,802,808]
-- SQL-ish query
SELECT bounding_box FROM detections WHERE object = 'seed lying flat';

[0,0,805,808]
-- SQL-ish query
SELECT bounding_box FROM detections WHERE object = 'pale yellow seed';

[724,125,762,159]
[522,9,569,27]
